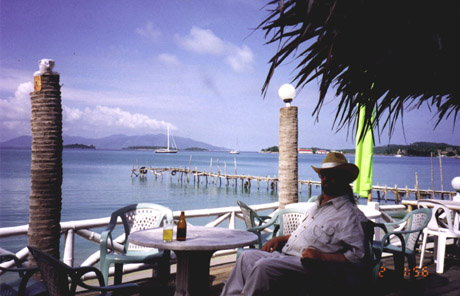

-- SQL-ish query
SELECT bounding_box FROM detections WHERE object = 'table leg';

[174,250,215,296]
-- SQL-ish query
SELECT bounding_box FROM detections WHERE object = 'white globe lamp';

[278,84,296,107]
[452,177,460,202]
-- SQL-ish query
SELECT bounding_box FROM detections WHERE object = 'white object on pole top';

[452,177,460,202]
[34,59,59,76]
[278,84,296,106]
[452,177,460,191]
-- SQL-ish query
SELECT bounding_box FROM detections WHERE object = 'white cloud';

[0,82,33,139]
[0,68,32,93]
[62,87,150,108]
[226,45,254,72]
[61,85,196,113]
[157,53,181,66]
[0,81,175,140]
[175,26,254,72]
[176,26,225,54]
[136,21,161,42]
[63,105,175,135]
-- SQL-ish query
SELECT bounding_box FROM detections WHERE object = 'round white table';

[129,225,258,296]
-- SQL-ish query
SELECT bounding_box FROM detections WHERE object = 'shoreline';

[2,146,460,159]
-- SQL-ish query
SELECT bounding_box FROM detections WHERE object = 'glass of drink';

[163,218,173,242]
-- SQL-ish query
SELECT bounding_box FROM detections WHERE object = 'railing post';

[229,211,236,229]
[63,229,74,266]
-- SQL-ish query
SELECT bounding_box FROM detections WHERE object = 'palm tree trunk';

[28,72,63,262]
[278,106,298,208]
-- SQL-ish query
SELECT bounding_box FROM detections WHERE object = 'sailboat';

[229,138,240,154]
[394,149,403,158]
[155,125,178,153]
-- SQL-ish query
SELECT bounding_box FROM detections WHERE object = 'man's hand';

[261,235,290,253]
[302,248,323,260]
[302,248,348,262]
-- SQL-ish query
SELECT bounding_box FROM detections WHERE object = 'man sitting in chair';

[221,152,369,296]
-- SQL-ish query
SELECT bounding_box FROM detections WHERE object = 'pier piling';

[130,164,457,204]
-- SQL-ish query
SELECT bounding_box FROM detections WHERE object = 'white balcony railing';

[0,202,279,279]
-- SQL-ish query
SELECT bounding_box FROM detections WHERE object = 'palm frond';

[260,0,460,140]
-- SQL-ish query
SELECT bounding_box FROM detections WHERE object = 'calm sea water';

[0,148,459,265]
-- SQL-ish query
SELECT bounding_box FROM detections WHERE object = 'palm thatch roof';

[260,0,460,139]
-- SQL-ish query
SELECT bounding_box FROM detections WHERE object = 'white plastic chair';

[417,200,460,273]
[245,207,305,248]
[100,203,173,285]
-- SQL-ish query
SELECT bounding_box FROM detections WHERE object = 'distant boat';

[155,125,178,153]
[394,149,403,157]
[229,138,240,154]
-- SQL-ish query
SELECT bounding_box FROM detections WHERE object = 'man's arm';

[302,248,348,262]
[261,235,290,253]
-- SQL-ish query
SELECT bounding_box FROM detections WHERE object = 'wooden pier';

[132,166,281,191]
[131,166,457,204]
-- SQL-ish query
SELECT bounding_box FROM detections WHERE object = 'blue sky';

[1,0,458,151]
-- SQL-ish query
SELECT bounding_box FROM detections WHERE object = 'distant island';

[184,147,209,151]
[260,146,331,154]
[260,142,460,157]
[260,146,279,153]
[124,146,164,150]
[342,142,460,157]
[63,143,95,149]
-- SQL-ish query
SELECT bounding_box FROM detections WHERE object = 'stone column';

[28,60,63,261]
[278,106,298,208]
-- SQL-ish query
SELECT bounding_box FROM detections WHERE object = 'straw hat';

[311,152,359,183]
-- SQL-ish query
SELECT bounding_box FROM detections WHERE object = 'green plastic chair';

[362,221,384,283]
[237,200,272,248]
[373,208,431,279]
[0,253,47,296]
[28,246,139,296]
[307,195,319,203]
[99,203,173,285]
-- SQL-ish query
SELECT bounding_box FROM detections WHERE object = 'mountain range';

[0,134,228,151]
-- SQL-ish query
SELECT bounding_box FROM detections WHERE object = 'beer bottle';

[177,211,187,241]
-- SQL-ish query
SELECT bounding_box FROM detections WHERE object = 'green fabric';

[354,105,374,198]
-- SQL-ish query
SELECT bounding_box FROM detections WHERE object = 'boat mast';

[167,125,170,150]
